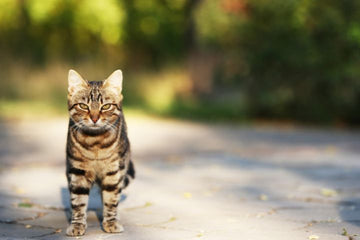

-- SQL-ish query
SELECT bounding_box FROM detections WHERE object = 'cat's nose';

[91,116,99,123]
[90,111,100,124]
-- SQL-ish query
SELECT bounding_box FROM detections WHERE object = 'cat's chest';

[72,133,119,160]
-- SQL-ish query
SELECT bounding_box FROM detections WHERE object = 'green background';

[0,0,359,124]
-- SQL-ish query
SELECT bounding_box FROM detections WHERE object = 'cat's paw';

[66,223,86,236]
[102,220,124,233]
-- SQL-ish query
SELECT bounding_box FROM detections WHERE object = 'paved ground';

[1,116,360,240]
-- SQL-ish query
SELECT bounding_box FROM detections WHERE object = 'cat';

[65,69,135,236]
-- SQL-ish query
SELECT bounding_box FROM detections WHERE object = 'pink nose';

[91,117,99,123]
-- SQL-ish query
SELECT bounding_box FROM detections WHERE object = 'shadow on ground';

[0,117,360,239]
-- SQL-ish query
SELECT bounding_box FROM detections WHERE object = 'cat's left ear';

[103,70,123,94]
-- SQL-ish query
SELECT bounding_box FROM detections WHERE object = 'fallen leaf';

[268,209,277,215]
[18,203,33,208]
[144,202,153,207]
[197,230,205,237]
[259,194,268,201]
[320,188,338,197]
[183,192,192,199]
[309,235,319,240]
[124,202,153,211]
[341,228,357,240]
[25,224,32,229]
[36,212,46,217]
[54,229,62,233]
[14,187,25,194]
[325,146,337,155]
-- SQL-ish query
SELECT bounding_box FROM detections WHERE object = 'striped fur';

[66,70,134,236]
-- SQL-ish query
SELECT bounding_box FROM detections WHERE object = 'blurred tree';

[195,0,360,123]
[0,0,359,124]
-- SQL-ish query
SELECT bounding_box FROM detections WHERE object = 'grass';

[0,100,67,120]
[0,99,154,121]
[0,99,352,131]
[0,62,249,123]
[0,98,248,124]
[0,62,347,126]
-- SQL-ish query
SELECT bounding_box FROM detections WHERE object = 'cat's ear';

[68,69,88,95]
[103,70,123,94]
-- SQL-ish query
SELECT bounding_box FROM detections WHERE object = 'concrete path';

[0,116,360,239]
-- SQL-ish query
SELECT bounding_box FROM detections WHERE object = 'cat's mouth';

[81,125,108,135]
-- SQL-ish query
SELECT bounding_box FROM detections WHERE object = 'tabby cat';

[66,69,135,236]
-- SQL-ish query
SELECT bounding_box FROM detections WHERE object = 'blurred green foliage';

[196,0,360,123]
[0,0,359,124]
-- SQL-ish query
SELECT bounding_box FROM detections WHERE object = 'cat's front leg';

[66,168,93,236]
[101,172,124,233]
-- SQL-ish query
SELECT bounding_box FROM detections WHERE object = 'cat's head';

[67,69,123,134]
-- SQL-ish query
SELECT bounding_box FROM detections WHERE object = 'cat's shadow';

[61,186,127,224]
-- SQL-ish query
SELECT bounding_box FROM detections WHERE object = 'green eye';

[79,103,89,110]
[101,104,111,110]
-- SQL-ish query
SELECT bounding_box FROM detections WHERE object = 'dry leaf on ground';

[320,188,338,197]
[183,192,192,199]
[309,235,319,240]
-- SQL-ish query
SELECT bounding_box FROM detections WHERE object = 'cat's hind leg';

[101,170,124,233]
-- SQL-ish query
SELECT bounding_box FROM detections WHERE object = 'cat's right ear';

[68,69,88,95]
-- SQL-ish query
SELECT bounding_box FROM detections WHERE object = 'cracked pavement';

[1,116,360,239]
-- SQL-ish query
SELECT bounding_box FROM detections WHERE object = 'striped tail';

[123,160,135,189]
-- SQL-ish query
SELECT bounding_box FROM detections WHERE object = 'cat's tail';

[122,160,135,189]
[127,160,135,179]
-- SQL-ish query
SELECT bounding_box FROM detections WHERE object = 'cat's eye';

[79,103,89,110]
[101,104,112,111]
